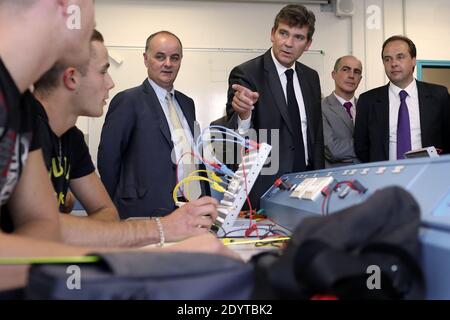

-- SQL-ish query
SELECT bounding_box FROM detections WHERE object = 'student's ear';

[62,68,78,90]
[143,52,149,68]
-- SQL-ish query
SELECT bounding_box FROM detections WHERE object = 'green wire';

[0,255,100,265]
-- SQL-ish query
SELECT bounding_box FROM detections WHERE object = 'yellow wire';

[188,169,224,183]
[172,176,225,203]
[221,237,291,246]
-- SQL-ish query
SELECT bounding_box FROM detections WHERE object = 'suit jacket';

[322,93,360,168]
[98,79,206,218]
[225,50,324,208]
[354,81,450,163]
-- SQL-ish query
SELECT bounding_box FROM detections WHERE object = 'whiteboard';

[86,46,324,165]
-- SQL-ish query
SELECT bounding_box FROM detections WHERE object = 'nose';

[164,57,173,67]
[106,73,115,90]
[284,36,294,48]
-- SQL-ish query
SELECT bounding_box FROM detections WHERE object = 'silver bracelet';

[152,217,165,247]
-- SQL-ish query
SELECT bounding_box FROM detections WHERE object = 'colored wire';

[0,256,100,265]
[172,175,226,203]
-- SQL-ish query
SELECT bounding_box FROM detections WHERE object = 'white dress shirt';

[388,79,422,161]
[237,48,309,164]
[148,78,195,186]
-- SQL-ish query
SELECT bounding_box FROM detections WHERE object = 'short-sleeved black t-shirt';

[35,101,95,212]
[0,59,40,207]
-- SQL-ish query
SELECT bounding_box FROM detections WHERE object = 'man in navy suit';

[98,31,207,219]
[354,35,450,163]
[224,4,324,208]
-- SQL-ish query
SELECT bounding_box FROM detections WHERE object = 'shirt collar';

[333,92,356,107]
[270,48,295,77]
[389,78,417,100]
[147,77,175,101]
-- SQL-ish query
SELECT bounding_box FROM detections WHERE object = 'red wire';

[240,146,258,237]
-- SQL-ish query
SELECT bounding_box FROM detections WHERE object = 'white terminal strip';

[214,143,272,237]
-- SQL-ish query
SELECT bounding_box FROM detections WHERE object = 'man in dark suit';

[98,31,206,219]
[322,55,362,167]
[224,4,324,208]
[354,35,450,163]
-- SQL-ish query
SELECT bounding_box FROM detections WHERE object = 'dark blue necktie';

[285,69,306,171]
[397,90,411,159]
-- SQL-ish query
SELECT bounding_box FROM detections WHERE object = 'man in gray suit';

[322,55,362,167]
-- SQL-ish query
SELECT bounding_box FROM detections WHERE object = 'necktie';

[166,92,201,200]
[285,69,306,171]
[343,101,353,120]
[397,90,411,159]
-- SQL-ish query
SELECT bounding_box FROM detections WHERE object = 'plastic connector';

[245,140,260,150]
[209,172,224,183]
[218,164,236,178]
[274,178,292,191]
[352,179,368,194]
[321,179,338,196]
[211,182,226,193]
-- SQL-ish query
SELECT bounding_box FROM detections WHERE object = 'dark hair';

[333,57,344,72]
[34,29,103,94]
[91,29,104,43]
[273,4,316,41]
[382,35,417,58]
[145,30,183,53]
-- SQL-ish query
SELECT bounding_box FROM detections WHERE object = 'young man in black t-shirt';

[0,0,97,291]
[0,2,235,292]
[32,30,223,248]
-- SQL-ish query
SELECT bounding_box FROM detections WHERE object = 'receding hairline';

[145,31,183,53]
[333,55,362,72]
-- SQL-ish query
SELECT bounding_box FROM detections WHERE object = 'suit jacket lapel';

[142,80,173,147]
[326,94,353,131]
[263,51,295,137]
[375,84,390,158]
[417,81,431,145]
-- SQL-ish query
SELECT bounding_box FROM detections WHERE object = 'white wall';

[81,0,450,165]
[84,0,351,165]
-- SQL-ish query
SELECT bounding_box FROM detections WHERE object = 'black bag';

[252,186,425,299]
[25,251,254,300]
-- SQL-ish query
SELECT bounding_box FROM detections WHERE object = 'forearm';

[13,217,61,242]
[87,207,120,222]
[60,214,160,247]
[0,232,93,291]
